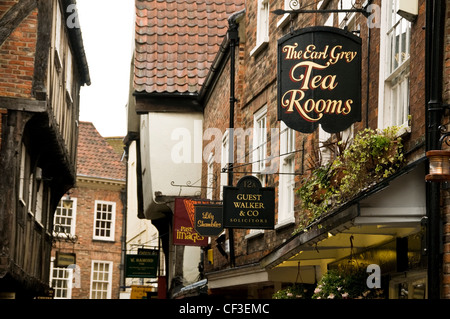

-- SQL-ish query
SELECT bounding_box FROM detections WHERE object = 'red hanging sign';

[173,198,209,246]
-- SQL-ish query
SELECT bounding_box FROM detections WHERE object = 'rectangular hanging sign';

[223,176,275,229]
[173,198,209,246]
[125,253,159,278]
[278,26,362,134]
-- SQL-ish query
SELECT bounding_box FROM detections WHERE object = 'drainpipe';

[227,9,244,269]
[425,0,445,300]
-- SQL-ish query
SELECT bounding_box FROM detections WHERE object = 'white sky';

[76,0,135,138]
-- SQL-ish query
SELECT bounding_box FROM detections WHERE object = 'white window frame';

[19,143,27,205]
[252,105,268,186]
[65,48,73,102]
[50,258,73,299]
[207,153,214,200]
[35,179,44,225]
[277,0,300,28]
[250,0,270,56]
[378,0,411,132]
[277,122,296,228]
[93,200,116,241]
[90,260,113,299]
[54,197,77,236]
[220,131,229,199]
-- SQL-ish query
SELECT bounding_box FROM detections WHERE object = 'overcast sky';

[76,0,135,137]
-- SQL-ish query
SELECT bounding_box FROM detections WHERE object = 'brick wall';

[0,6,37,98]
[52,183,124,299]
[202,0,431,282]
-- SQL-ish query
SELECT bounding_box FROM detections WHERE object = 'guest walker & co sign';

[223,176,275,229]
[278,26,362,133]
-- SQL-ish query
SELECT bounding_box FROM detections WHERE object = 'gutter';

[63,0,91,86]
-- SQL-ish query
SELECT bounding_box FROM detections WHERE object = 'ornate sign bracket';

[272,0,370,18]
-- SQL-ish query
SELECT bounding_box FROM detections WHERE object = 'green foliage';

[296,127,405,233]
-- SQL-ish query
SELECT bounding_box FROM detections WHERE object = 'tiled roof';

[134,0,245,94]
[77,122,126,182]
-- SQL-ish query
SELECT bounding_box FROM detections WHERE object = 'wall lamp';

[426,129,450,182]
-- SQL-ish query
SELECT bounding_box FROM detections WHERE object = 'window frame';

[252,105,268,185]
[90,260,113,299]
[378,0,411,131]
[92,200,116,241]
[50,258,73,299]
[54,197,77,236]
[250,0,270,56]
[277,122,296,228]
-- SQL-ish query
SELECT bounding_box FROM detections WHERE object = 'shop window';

[90,261,112,299]
[378,0,411,131]
[93,201,116,241]
[251,0,270,56]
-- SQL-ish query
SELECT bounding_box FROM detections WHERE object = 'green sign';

[125,251,159,278]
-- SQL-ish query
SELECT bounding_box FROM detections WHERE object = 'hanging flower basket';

[312,266,385,299]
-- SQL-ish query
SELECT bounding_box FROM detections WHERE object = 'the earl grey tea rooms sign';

[278,26,362,134]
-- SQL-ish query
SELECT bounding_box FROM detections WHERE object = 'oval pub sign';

[277,26,362,134]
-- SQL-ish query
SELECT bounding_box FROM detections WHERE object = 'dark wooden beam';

[33,0,52,101]
[0,0,37,46]
[0,97,46,112]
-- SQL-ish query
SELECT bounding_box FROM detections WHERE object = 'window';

[220,131,229,199]
[51,261,73,299]
[278,122,295,226]
[54,198,77,236]
[90,261,112,299]
[251,0,270,56]
[19,143,27,204]
[54,1,62,69]
[65,48,73,102]
[378,0,411,130]
[93,201,116,241]
[253,106,268,185]
[207,153,214,200]
[35,179,44,225]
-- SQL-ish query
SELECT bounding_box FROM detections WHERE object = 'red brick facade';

[53,183,124,299]
[0,6,37,98]
[201,0,440,299]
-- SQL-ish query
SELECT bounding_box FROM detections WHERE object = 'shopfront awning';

[260,158,426,272]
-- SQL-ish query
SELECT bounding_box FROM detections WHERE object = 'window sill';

[250,39,269,58]
[275,217,295,231]
[245,230,264,240]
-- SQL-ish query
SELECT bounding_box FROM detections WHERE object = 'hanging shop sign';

[173,198,209,246]
[54,251,76,268]
[125,252,159,278]
[223,176,275,229]
[278,26,362,134]
[194,204,223,236]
